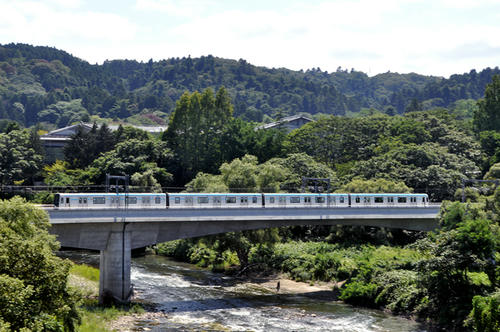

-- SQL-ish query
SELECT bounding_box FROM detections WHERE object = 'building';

[40,122,167,164]
[255,115,313,132]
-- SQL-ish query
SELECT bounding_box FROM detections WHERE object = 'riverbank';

[68,263,146,332]
[242,272,342,301]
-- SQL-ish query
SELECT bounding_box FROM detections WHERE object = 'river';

[62,251,426,332]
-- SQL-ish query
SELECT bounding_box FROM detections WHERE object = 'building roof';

[255,115,314,130]
[41,122,167,139]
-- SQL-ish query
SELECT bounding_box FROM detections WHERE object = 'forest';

[0,43,499,331]
[1,43,500,128]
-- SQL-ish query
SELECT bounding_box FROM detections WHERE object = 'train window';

[374,197,383,203]
[364,197,371,203]
[226,197,236,204]
[252,197,257,204]
[142,197,151,204]
[127,197,138,204]
[410,197,416,203]
[304,197,311,203]
[66,197,69,204]
[240,197,248,203]
[290,197,300,203]
[93,197,106,204]
[355,197,360,203]
[186,197,193,204]
[214,197,221,204]
[198,197,209,204]
[315,197,325,203]
[398,197,407,203]
[174,197,180,204]
[155,197,161,204]
[79,198,83,204]
[279,197,286,203]
[83,198,87,204]
[340,197,345,203]
[269,197,275,203]
[388,197,394,203]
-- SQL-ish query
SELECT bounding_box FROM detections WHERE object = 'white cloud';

[0,0,499,76]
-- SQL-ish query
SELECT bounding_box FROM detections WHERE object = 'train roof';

[170,193,261,196]
[349,193,427,196]
[56,193,166,196]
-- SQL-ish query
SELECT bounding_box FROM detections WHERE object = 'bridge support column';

[99,226,132,304]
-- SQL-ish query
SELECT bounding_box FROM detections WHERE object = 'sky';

[0,0,499,77]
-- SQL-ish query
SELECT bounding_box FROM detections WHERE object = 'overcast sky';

[1,0,499,77]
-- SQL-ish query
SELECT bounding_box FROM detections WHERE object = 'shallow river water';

[63,251,427,332]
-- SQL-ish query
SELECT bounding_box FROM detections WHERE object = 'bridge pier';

[99,226,132,304]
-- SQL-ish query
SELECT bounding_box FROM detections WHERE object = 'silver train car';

[54,192,429,209]
[54,193,167,209]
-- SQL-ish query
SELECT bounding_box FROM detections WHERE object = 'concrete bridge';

[47,205,441,303]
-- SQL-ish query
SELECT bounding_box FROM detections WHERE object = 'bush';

[468,291,500,332]
[339,281,378,307]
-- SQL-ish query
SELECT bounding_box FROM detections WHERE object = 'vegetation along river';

[63,251,426,332]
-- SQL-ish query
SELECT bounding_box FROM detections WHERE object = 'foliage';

[162,88,233,182]
[89,137,174,187]
[187,153,337,193]
[1,44,499,129]
[468,291,500,332]
[0,129,43,185]
[337,178,411,193]
[0,197,80,331]
[474,75,500,133]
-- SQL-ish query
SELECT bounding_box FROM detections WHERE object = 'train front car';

[348,193,429,207]
[53,193,167,209]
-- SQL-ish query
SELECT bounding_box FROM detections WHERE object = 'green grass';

[70,264,100,282]
[69,263,145,332]
[77,299,144,332]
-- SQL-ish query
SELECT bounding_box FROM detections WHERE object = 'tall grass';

[70,264,99,282]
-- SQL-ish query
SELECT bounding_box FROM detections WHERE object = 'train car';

[54,193,167,209]
[168,193,263,208]
[263,193,350,208]
[349,193,428,207]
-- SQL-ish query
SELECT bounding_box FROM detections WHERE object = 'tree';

[0,197,80,331]
[163,87,234,183]
[90,138,174,187]
[474,75,500,133]
[0,129,43,185]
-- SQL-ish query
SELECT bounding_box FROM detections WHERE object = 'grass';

[78,299,145,332]
[70,263,100,282]
[68,263,145,332]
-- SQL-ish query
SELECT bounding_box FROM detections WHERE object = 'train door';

[78,196,89,209]
[239,196,249,207]
[213,196,222,208]
[387,196,395,206]
[60,196,71,208]
[278,196,287,207]
[185,196,194,207]
[142,196,151,207]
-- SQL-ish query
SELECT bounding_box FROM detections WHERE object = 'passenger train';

[54,192,429,209]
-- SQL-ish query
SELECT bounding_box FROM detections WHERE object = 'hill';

[0,43,499,128]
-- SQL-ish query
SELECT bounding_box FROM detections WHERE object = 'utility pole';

[301,177,331,193]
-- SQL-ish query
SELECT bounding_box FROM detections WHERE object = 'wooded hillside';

[1,43,499,128]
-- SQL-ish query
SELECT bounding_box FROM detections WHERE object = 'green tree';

[474,75,500,133]
[0,129,43,185]
[0,197,80,331]
[163,87,233,183]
